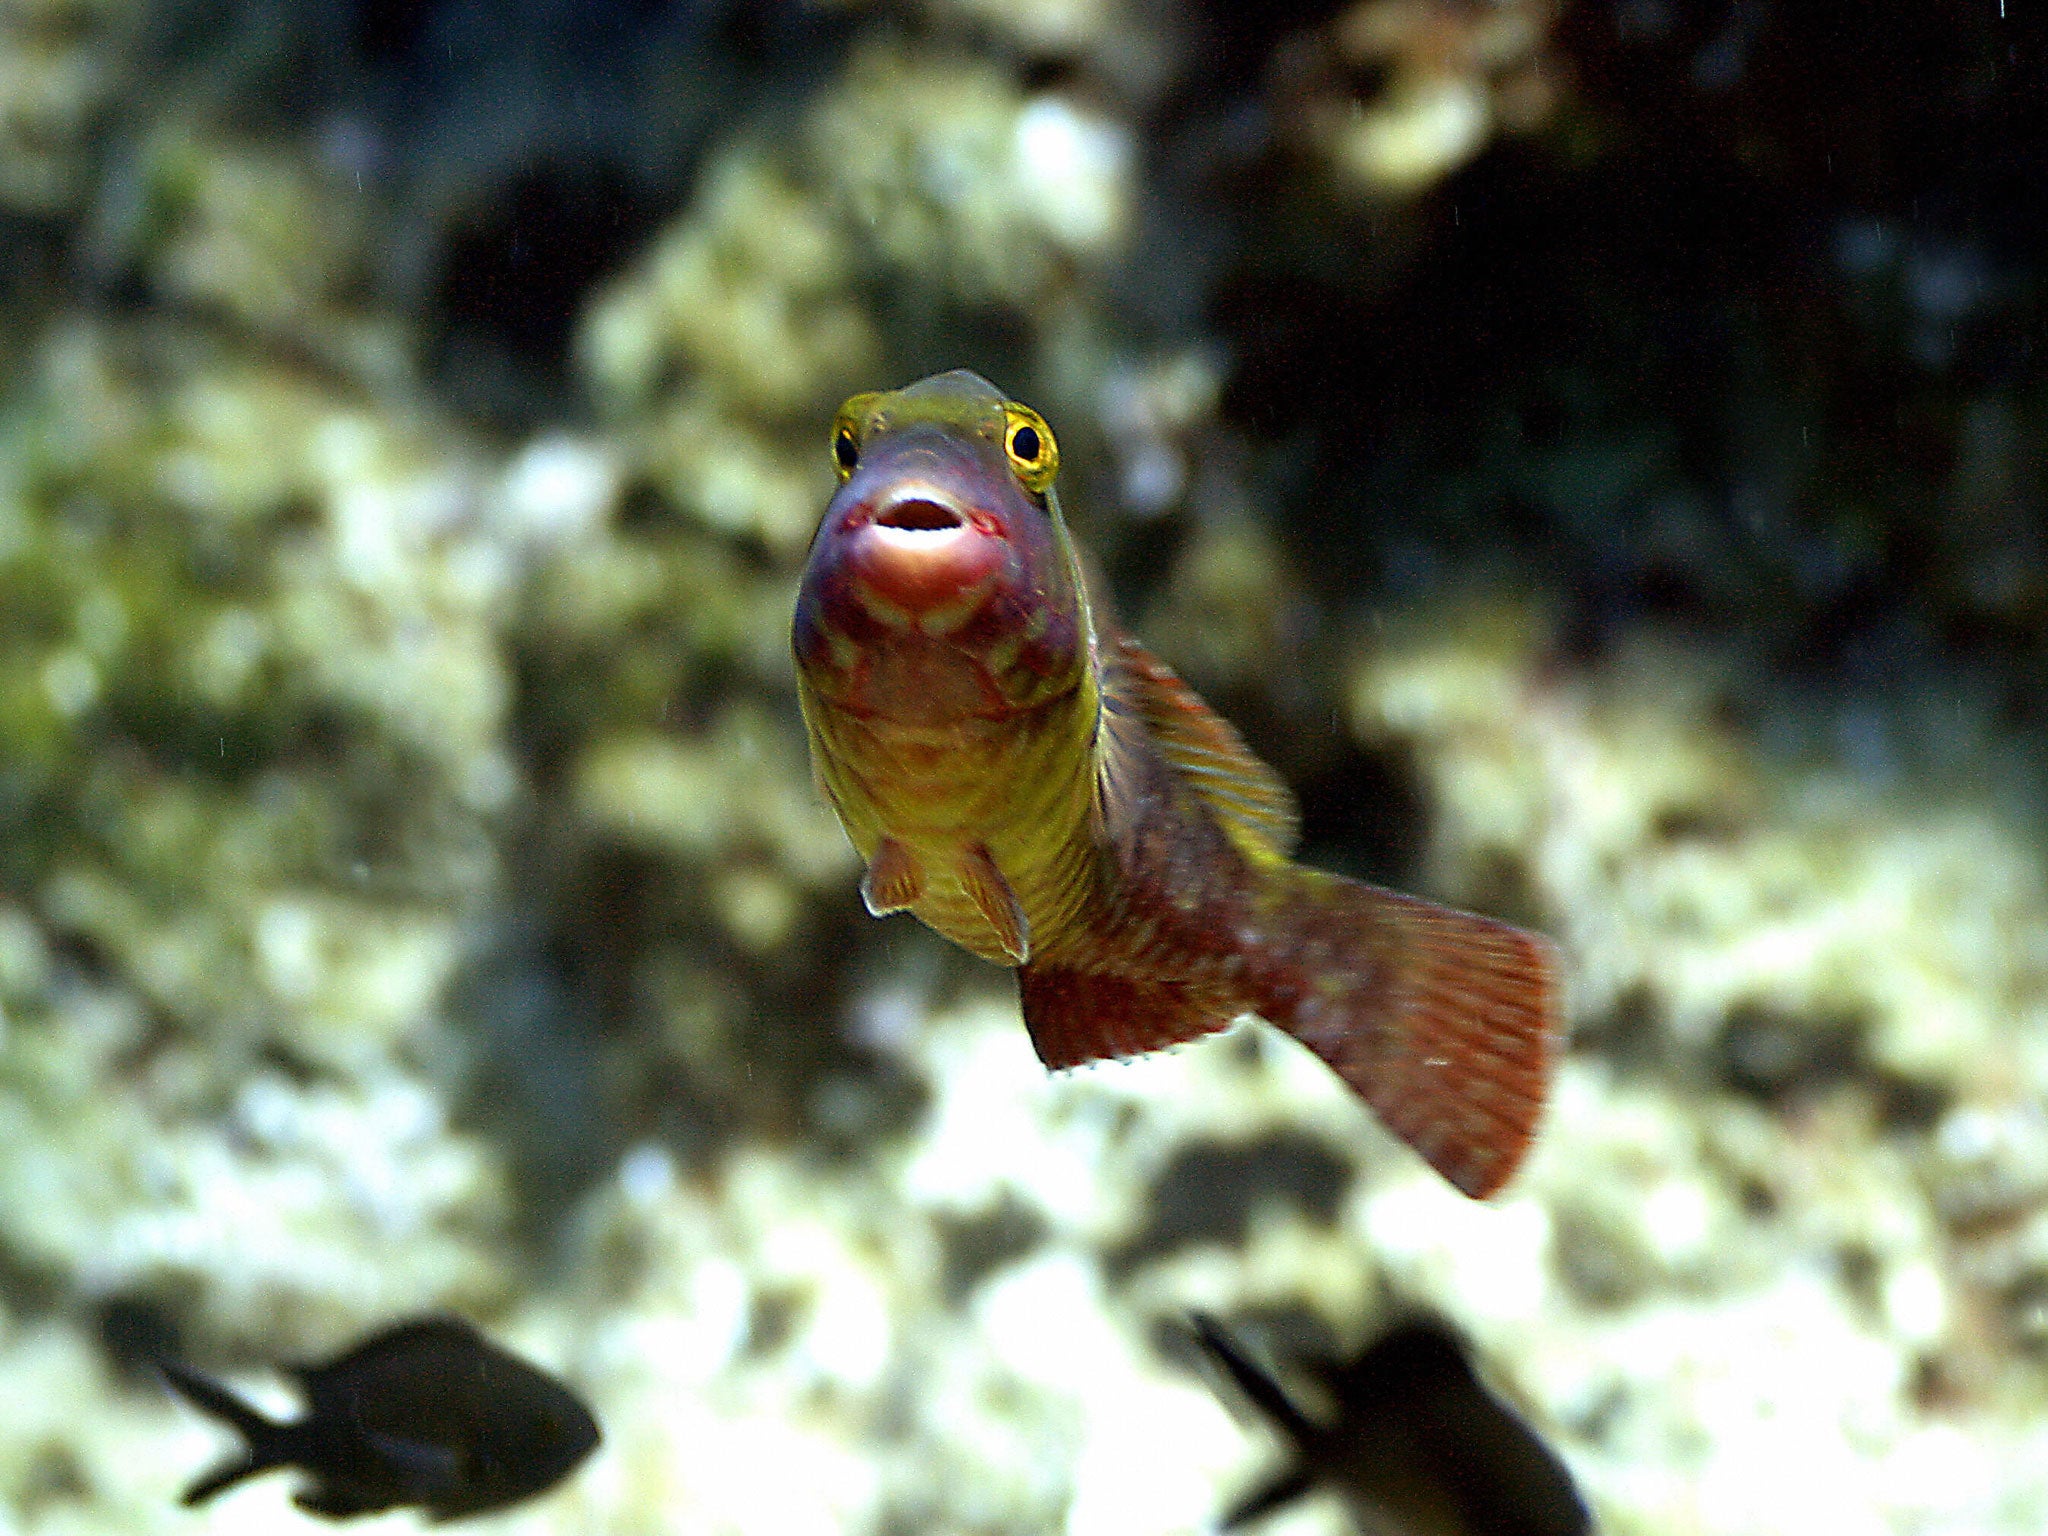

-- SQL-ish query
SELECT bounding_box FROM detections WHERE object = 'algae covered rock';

[0,0,142,216]
[0,340,524,1354]
[1342,602,2048,1530]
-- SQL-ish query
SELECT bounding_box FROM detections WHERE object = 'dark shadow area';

[429,162,669,428]
[1108,1129,1355,1278]
[1716,1003,1865,1103]
[1291,738,1429,887]
[937,1192,1051,1305]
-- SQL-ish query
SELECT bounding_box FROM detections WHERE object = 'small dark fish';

[1189,1312,1588,1536]
[159,1316,599,1522]
[794,372,1561,1199]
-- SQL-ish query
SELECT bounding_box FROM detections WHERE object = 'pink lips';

[840,492,1005,620]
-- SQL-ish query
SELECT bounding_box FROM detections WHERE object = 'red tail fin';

[1251,877,1561,1199]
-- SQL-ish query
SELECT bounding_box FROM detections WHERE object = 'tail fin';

[1188,1314,1318,1443]
[1187,1314,1322,1529]
[1250,874,1561,1199]
[156,1359,292,1506]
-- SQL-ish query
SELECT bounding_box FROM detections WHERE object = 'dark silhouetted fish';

[794,371,1562,1199]
[159,1315,599,1521]
[1189,1311,1588,1535]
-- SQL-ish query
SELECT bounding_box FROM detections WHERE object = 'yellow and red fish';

[792,371,1561,1197]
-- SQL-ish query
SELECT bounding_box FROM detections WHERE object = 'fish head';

[407,1371,599,1516]
[430,1350,601,1500]
[794,370,1090,722]
[455,1389,599,1508]
[518,1380,602,1483]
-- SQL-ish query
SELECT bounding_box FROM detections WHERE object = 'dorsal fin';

[1102,633,1300,861]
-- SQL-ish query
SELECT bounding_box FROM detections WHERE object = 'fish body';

[794,370,1561,1197]
[160,1316,599,1521]
[1189,1312,1589,1536]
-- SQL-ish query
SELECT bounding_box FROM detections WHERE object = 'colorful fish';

[792,370,1561,1197]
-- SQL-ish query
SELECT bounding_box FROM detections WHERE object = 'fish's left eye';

[1002,405,1058,493]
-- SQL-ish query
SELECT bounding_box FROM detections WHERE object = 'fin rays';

[1018,964,1233,1069]
[1103,634,1300,860]
[1256,883,1561,1199]
[861,837,925,915]
[959,843,1030,964]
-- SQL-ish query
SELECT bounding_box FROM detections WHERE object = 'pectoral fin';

[363,1429,462,1493]
[860,837,926,915]
[958,844,1030,964]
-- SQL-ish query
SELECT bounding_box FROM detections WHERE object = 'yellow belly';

[800,677,1107,966]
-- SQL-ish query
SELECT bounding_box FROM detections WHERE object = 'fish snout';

[838,489,1006,625]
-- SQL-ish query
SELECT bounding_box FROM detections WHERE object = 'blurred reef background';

[4,1,2048,1532]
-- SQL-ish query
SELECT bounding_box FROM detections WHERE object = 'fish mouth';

[842,489,1002,627]
[873,498,964,534]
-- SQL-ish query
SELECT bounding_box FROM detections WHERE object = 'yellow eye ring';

[1002,403,1058,493]
[830,393,878,482]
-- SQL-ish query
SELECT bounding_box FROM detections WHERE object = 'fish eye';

[1002,405,1058,493]
[830,394,878,483]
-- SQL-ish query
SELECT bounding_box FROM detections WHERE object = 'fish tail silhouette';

[1189,1315,1316,1440]
[1189,1315,1320,1528]
[156,1358,295,1506]
[1247,872,1561,1199]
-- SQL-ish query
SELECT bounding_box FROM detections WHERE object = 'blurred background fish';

[159,1316,598,1521]
[793,371,1562,1197]
[1189,1312,1588,1536]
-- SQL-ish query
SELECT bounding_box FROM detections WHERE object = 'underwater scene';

[3,1,2047,1532]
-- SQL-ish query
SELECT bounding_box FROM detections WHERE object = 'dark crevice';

[428,161,669,429]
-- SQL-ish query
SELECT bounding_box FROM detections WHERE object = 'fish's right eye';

[831,393,880,482]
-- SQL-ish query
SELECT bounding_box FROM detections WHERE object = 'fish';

[158,1315,599,1521]
[792,369,1562,1197]
[1188,1311,1589,1535]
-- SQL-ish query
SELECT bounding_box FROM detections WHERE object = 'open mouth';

[838,488,1001,624]
[875,498,964,533]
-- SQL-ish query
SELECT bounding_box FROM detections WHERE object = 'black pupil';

[1011,425,1040,463]
[835,430,858,471]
